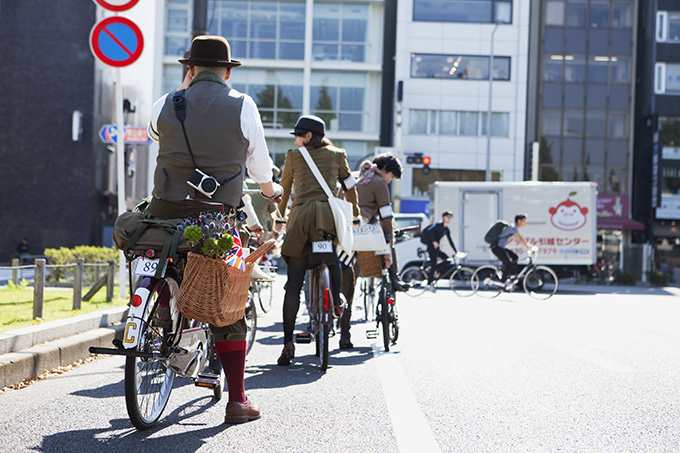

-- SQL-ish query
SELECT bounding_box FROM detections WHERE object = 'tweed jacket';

[279,145,360,259]
[356,173,395,246]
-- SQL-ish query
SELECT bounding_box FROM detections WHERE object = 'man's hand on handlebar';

[261,182,283,204]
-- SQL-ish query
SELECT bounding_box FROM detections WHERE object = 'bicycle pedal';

[365,329,378,339]
[296,333,312,344]
[195,373,220,389]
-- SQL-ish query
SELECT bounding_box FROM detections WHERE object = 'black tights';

[282,254,341,345]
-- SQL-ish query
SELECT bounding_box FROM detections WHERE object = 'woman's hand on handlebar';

[259,181,283,204]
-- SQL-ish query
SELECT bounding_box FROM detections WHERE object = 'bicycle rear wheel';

[400,266,428,296]
[245,295,257,355]
[524,265,558,300]
[125,274,179,430]
[313,266,331,371]
[449,267,475,297]
[388,297,399,345]
[472,265,502,298]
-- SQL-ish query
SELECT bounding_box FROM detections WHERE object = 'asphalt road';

[2,280,680,453]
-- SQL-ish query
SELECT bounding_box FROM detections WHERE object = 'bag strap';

[297,147,334,199]
[155,230,180,278]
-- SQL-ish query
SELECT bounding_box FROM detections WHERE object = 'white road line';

[371,342,442,453]
[546,339,635,373]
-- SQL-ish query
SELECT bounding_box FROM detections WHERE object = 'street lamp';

[485,3,512,181]
[485,22,500,182]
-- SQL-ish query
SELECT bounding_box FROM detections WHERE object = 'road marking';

[371,342,442,453]
[546,339,635,373]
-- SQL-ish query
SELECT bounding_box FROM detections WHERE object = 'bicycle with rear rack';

[471,248,558,300]
[294,234,340,371]
[90,237,272,430]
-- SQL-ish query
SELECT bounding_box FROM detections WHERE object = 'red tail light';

[130,295,142,307]
[388,297,394,305]
[324,289,330,311]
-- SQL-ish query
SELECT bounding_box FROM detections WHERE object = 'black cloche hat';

[290,115,326,136]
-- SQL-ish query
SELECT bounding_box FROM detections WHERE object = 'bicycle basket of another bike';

[178,239,275,327]
[357,251,383,278]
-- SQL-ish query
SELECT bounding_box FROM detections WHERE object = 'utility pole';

[193,0,208,38]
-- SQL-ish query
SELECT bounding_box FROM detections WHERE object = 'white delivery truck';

[428,181,597,267]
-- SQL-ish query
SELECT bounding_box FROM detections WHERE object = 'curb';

[0,306,129,389]
[0,325,124,389]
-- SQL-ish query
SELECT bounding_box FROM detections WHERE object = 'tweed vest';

[153,78,248,208]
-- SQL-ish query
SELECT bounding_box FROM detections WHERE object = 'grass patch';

[0,286,128,333]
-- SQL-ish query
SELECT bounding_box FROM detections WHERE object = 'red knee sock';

[215,340,247,403]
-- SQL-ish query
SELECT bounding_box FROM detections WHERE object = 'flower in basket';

[178,212,235,260]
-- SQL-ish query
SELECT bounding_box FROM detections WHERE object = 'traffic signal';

[406,152,423,164]
[421,155,431,175]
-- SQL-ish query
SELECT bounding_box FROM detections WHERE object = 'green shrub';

[646,270,668,287]
[611,269,636,286]
[43,245,119,282]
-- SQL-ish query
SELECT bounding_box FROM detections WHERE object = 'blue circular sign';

[89,16,144,67]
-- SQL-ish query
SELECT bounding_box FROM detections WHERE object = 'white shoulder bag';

[298,147,354,254]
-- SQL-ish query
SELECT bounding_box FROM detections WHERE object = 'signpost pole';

[115,69,127,299]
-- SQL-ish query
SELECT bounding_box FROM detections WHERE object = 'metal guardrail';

[0,258,117,319]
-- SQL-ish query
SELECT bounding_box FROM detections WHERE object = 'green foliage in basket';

[179,211,235,260]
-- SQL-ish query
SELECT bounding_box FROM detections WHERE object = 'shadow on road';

[31,395,228,452]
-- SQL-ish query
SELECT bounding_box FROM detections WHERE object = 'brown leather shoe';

[333,302,346,318]
[224,398,261,424]
[277,341,295,366]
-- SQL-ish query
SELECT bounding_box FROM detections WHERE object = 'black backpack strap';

[155,229,180,279]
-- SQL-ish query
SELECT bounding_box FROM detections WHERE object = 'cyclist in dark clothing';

[424,211,457,291]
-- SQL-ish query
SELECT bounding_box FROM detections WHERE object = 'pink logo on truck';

[549,192,588,231]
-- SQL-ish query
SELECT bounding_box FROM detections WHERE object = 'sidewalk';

[0,307,128,389]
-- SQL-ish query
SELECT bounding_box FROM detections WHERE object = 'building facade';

[635,0,680,281]
[394,0,531,208]
[156,0,386,172]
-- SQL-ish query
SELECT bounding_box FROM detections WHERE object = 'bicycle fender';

[122,285,151,349]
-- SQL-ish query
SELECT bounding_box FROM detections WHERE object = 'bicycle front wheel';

[449,267,475,297]
[125,274,179,430]
[400,266,428,296]
[378,283,391,351]
[472,266,502,298]
[524,266,558,300]
[256,279,273,313]
[245,295,257,355]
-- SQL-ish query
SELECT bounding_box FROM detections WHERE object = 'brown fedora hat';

[178,35,242,68]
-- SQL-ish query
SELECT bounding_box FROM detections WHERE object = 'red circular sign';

[92,0,140,11]
[90,17,144,67]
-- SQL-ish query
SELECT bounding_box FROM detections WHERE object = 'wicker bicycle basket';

[356,251,383,278]
[178,239,275,327]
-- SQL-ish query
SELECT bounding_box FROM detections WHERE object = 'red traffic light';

[421,156,431,166]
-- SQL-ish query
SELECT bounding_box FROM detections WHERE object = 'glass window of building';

[608,84,630,110]
[460,112,479,136]
[562,138,582,164]
[589,1,609,28]
[564,55,586,82]
[411,53,510,80]
[608,112,627,138]
[611,1,632,28]
[546,1,565,25]
[566,1,587,27]
[588,56,609,83]
[543,83,563,108]
[544,27,564,53]
[312,3,368,62]
[564,84,585,109]
[566,28,587,53]
[439,111,458,135]
[668,12,680,42]
[610,29,632,55]
[563,110,584,136]
[231,69,303,130]
[585,139,605,165]
[610,57,630,83]
[481,112,510,137]
[413,0,512,24]
[311,72,367,132]
[208,0,306,61]
[585,111,606,137]
[409,109,428,134]
[665,64,680,93]
[544,54,563,81]
[586,83,607,109]
[542,110,562,135]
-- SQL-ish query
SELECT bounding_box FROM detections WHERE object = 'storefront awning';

[597,217,645,231]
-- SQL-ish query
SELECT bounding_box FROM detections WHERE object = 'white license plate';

[312,240,333,253]
[133,257,165,277]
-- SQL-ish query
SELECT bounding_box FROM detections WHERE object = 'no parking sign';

[89,16,144,67]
